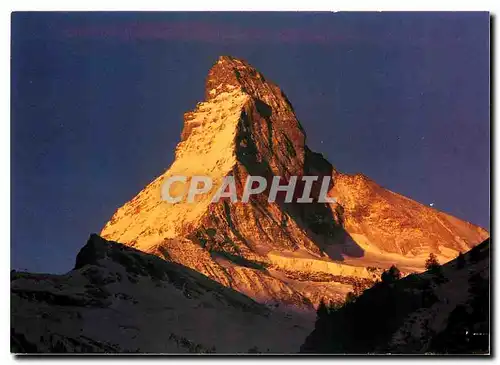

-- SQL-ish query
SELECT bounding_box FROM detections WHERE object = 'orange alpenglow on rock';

[160,174,336,204]
[101,56,489,310]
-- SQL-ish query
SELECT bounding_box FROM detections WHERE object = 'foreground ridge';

[301,239,490,354]
[11,234,311,353]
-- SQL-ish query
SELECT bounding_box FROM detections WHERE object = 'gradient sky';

[11,12,490,274]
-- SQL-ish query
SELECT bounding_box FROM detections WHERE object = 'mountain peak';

[101,58,488,310]
[205,56,257,98]
[205,56,295,113]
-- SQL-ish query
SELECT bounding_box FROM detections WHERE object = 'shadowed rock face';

[101,55,488,309]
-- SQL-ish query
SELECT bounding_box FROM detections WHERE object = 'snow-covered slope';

[11,235,312,354]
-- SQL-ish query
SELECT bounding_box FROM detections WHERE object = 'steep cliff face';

[101,56,488,309]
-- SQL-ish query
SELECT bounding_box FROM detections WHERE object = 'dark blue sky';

[11,12,490,273]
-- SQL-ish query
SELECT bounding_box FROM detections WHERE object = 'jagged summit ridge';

[101,56,488,309]
[205,56,297,112]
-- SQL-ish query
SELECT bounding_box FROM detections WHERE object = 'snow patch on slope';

[101,90,249,250]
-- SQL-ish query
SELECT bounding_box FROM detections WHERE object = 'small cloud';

[63,21,359,45]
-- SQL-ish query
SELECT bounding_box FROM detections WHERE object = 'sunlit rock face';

[101,55,488,309]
